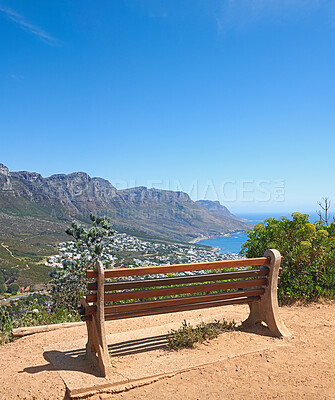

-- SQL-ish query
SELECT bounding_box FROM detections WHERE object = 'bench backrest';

[83,256,274,322]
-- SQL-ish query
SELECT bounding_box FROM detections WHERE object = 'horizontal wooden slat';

[82,296,260,321]
[84,289,265,315]
[86,257,270,279]
[86,278,267,303]
[87,269,269,292]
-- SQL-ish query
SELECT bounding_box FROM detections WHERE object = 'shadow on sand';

[20,333,170,376]
[20,323,276,399]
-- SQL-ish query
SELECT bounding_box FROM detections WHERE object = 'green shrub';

[0,295,80,345]
[241,213,335,304]
[167,319,237,350]
[0,307,14,345]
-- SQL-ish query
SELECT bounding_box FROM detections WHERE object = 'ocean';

[197,211,321,255]
[197,232,249,255]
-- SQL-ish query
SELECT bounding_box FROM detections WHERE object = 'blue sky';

[1,1,335,213]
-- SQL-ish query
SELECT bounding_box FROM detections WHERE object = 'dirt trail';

[1,242,30,269]
[0,242,19,259]
[0,301,334,400]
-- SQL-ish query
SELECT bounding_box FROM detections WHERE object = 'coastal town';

[46,231,239,271]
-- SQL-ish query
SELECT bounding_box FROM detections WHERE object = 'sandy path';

[0,301,334,400]
[0,242,19,259]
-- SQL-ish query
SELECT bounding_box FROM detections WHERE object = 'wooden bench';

[80,248,291,377]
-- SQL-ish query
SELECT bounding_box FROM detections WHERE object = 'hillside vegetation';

[0,211,68,287]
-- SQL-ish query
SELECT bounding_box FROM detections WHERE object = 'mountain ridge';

[0,163,252,242]
[196,200,246,222]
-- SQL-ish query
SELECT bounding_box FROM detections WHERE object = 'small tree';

[0,284,6,294]
[50,214,114,313]
[8,283,19,295]
[317,197,331,226]
[65,214,114,266]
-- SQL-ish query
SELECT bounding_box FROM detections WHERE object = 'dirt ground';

[0,301,334,400]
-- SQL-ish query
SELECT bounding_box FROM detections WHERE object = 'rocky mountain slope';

[196,200,245,221]
[0,163,251,242]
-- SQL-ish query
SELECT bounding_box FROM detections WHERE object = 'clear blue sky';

[1,1,335,213]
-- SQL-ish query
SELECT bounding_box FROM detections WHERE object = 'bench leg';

[85,314,112,377]
[85,318,99,366]
[82,261,113,377]
[242,249,292,339]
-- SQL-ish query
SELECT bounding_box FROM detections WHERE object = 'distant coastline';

[194,230,249,255]
[190,230,247,245]
[189,235,211,244]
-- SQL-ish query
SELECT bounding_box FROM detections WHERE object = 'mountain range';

[0,163,251,242]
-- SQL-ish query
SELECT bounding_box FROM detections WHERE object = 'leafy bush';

[0,295,79,345]
[49,260,87,314]
[241,212,335,304]
[167,319,237,350]
[49,214,114,313]
[0,307,13,345]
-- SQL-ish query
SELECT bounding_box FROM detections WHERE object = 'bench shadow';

[21,326,274,374]
[106,325,278,357]
[20,334,170,377]
[108,333,169,357]
[21,348,102,377]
